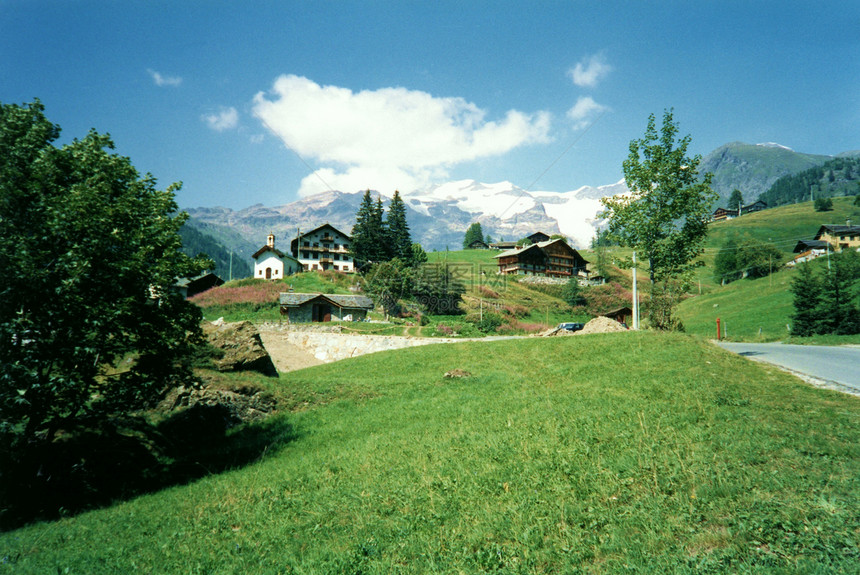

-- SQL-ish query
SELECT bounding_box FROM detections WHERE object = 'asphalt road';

[715,342,860,395]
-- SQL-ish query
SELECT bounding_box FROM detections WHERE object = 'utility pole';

[632,251,639,330]
[229,250,233,281]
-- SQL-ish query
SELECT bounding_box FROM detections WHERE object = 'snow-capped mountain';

[186,179,626,254]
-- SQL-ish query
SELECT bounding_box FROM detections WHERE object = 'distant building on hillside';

[526,231,551,244]
[468,239,489,249]
[291,223,355,272]
[252,233,301,280]
[813,224,860,252]
[174,272,224,298]
[712,207,736,221]
[740,200,767,215]
[493,238,589,278]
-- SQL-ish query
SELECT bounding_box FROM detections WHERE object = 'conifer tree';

[351,190,378,268]
[385,190,412,262]
[789,262,821,337]
[462,222,484,248]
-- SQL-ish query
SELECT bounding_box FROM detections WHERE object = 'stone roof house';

[279,292,374,323]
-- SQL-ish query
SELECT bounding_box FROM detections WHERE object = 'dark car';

[558,322,584,332]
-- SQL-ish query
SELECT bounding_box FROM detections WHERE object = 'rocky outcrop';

[203,320,278,377]
[157,382,276,428]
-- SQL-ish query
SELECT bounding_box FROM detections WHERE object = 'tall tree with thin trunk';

[600,109,716,329]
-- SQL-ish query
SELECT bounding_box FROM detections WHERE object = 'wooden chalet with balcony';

[493,238,588,277]
[291,223,355,272]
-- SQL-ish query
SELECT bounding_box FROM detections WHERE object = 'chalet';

[602,306,632,327]
[253,234,301,280]
[711,207,735,221]
[741,200,767,215]
[489,240,517,250]
[468,239,490,250]
[174,272,224,298]
[493,238,588,277]
[291,223,355,272]
[279,292,373,323]
[789,239,830,266]
[526,231,551,244]
[813,224,860,252]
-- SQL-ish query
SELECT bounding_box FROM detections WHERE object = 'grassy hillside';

[2,333,858,573]
[191,273,360,323]
[677,196,860,341]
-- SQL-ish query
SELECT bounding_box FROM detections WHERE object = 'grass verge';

[2,332,858,573]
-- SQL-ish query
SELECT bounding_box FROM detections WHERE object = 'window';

[334,253,340,260]
[303,241,309,247]
[333,265,339,271]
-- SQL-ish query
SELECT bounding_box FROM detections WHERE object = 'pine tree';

[372,196,388,261]
[385,190,412,262]
[789,262,821,336]
[351,190,378,268]
[727,189,743,214]
[819,252,860,335]
[463,222,484,249]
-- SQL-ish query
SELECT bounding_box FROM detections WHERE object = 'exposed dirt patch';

[258,331,325,373]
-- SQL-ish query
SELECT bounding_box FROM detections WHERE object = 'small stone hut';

[279,292,374,323]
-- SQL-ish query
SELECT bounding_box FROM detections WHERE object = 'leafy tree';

[385,190,412,262]
[738,238,783,279]
[600,109,716,329]
[727,189,743,214]
[412,264,466,315]
[463,222,484,249]
[789,263,822,337]
[562,277,586,306]
[713,239,741,284]
[855,192,860,206]
[814,196,833,211]
[363,258,413,319]
[0,100,209,446]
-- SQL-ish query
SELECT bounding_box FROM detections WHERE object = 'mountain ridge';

[185,142,856,267]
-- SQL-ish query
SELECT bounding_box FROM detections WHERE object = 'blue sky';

[3,1,859,209]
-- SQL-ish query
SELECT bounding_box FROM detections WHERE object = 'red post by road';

[716,318,721,341]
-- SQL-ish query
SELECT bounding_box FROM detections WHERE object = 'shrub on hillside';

[584,282,632,316]
[477,285,500,299]
[497,320,546,335]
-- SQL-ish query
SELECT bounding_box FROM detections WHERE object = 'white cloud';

[252,75,551,197]
[567,96,608,129]
[568,53,612,88]
[202,107,239,132]
[147,69,182,87]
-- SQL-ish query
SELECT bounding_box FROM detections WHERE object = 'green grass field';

[3,333,858,573]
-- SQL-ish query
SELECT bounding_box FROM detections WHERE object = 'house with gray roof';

[279,292,374,323]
